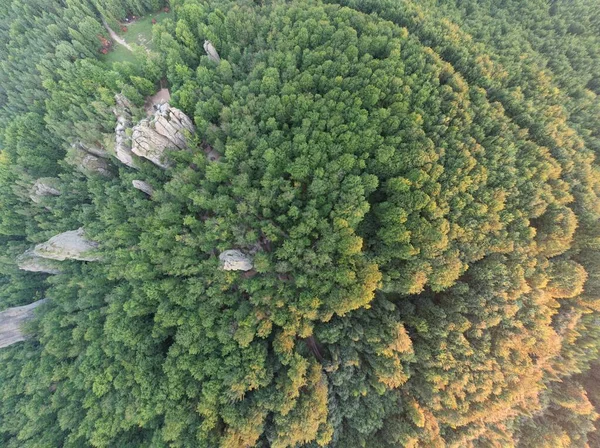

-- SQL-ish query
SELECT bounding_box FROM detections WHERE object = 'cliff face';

[131,103,195,168]
[111,95,195,169]
[0,299,47,348]
[113,94,137,168]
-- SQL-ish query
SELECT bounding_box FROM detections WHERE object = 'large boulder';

[30,177,61,204]
[0,299,47,349]
[132,179,154,196]
[32,228,100,262]
[219,250,254,271]
[17,250,63,274]
[131,103,195,168]
[204,40,221,63]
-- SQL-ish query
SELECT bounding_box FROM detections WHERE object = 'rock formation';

[32,228,100,262]
[17,250,63,274]
[204,40,221,63]
[69,143,111,176]
[0,299,47,349]
[30,177,61,204]
[219,250,253,271]
[131,103,195,168]
[132,179,154,196]
[113,94,138,168]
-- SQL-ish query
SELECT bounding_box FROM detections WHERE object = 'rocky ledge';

[219,250,254,271]
[30,177,61,204]
[32,228,100,262]
[0,299,47,348]
[131,103,195,168]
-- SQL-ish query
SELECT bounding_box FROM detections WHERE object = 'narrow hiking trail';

[102,19,132,51]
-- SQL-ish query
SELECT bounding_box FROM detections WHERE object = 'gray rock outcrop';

[17,250,63,274]
[204,40,221,63]
[113,94,138,168]
[132,180,154,196]
[69,143,111,176]
[0,299,47,349]
[32,228,100,262]
[131,103,195,168]
[219,250,253,271]
[30,178,61,204]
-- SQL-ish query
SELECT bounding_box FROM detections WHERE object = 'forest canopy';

[1,0,600,447]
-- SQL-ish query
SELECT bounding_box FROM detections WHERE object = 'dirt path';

[102,19,132,51]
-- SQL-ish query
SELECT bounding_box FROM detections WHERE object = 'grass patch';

[103,46,133,65]
[102,10,170,66]
[119,11,170,51]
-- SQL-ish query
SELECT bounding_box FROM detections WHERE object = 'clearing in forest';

[104,10,170,64]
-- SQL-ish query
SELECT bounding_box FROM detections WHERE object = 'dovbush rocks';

[1,0,600,447]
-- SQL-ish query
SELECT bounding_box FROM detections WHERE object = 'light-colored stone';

[114,116,137,168]
[115,93,133,112]
[30,178,61,204]
[33,228,100,262]
[17,250,63,274]
[132,180,154,196]
[219,250,253,271]
[131,104,195,168]
[0,299,47,349]
[113,94,138,168]
[69,143,111,176]
[80,152,110,176]
[204,40,221,63]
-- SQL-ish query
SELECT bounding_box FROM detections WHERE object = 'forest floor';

[144,88,171,115]
[104,11,170,65]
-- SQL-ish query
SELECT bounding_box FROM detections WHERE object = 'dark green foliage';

[1,0,600,447]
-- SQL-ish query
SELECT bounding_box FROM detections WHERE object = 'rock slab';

[219,250,253,271]
[17,250,63,274]
[33,228,100,262]
[69,143,111,176]
[204,40,221,63]
[0,299,47,349]
[30,178,61,204]
[113,94,138,168]
[132,180,154,196]
[131,103,195,168]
